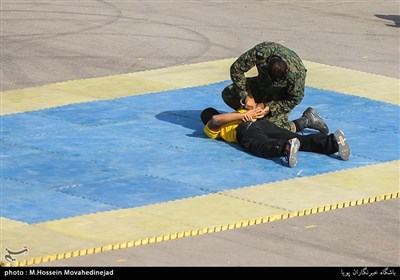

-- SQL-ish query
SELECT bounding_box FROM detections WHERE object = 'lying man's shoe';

[283,138,300,168]
[334,130,351,160]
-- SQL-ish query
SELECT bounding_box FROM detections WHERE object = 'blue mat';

[2,81,399,223]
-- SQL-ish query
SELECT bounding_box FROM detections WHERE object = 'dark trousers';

[236,119,338,159]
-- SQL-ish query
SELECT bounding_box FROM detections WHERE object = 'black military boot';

[293,107,329,134]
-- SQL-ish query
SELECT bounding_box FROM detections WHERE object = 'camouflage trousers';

[221,77,297,132]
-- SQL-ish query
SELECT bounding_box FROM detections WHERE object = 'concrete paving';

[1,0,399,268]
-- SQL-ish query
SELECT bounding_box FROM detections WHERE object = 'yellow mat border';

[2,192,398,267]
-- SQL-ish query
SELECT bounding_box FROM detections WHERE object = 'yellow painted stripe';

[1,59,398,116]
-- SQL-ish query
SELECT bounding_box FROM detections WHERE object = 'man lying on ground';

[200,107,350,167]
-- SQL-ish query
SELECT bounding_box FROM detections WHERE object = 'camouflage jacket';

[230,42,307,114]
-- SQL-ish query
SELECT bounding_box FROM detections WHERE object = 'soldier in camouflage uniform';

[222,41,328,134]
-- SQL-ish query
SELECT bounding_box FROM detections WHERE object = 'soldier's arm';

[289,73,306,107]
[230,42,273,99]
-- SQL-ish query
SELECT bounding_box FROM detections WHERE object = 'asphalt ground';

[1,0,399,271]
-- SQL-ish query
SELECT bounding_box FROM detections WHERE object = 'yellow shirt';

[204,120,241,143]
[203,109,246,143]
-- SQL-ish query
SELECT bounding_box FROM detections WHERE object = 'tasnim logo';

[4,245,29,263]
